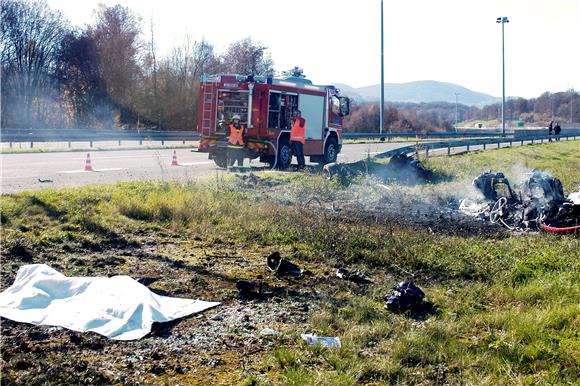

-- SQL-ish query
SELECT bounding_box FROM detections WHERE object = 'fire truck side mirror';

[339,97,350,117]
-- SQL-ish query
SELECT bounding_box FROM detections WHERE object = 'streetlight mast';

[380,0,384,135]
[497,16,509,136]
[454,92,460,132]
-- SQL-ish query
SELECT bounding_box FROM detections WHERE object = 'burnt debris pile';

[324,153,440,186]
[460,169,580,233]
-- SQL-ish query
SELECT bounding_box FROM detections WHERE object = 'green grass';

[424,140,580,191]
[1,141,579,385]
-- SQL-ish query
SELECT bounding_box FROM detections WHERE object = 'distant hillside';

[334,84,365,102]
[335,80,500,107]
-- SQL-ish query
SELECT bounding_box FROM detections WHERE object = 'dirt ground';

[0,213,504,385]
[1,230,318,384]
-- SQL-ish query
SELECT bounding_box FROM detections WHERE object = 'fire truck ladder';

[201,80,217,136]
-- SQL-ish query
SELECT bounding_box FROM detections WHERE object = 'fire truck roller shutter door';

[298,94,324,140]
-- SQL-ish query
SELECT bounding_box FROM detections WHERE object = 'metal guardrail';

[1,128,573,147]
[373,134,578,159]
[0,128,505,146]
[343,131,506,139]
[0,128,200,142]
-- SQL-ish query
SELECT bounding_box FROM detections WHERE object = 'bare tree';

[219,37,273,76]
[1,0,69,127]
[151,37,218,130]
[148,18,159,128]
[191,39,217,77]
[55,31,105,127]
[89,4,141,126]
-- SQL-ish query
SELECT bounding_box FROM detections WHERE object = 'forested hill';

[343,90,579,133]
[335,81,499,106]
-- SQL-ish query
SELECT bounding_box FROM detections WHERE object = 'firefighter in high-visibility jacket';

[227,115,245,166]
[290,110,306,169]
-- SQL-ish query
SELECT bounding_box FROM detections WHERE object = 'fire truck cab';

[196,74,350,168]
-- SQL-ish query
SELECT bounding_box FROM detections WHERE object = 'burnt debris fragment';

[235,279,262,299]
[324,152,436,186]
[266,251,303,277]
[336,268,373,284]
[384,281,426,313]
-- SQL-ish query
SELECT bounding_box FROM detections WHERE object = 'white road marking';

[174,161,215,166]
[58,168,127,174]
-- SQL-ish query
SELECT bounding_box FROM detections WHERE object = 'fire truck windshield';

[217,90,248,124]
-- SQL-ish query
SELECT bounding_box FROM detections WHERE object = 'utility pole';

[380,0,385,135]
[454,92,460,132]
[150,19,159,129]
[496,17,509,136]
[570,88,574,124]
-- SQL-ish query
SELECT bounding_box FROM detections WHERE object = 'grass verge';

[0,142,578,385]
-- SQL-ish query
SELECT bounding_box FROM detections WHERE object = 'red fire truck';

[196,74,350,168]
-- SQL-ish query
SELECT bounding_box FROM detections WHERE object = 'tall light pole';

[454,92,460,132]
[496,16,509,136]
[569,88,574,124]
[380,0,384,134]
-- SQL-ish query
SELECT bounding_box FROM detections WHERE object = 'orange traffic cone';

[84,153,94,171]
[171,150,179,166]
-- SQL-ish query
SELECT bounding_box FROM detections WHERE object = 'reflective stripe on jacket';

[228,124,244,146]
[290,117,306,144]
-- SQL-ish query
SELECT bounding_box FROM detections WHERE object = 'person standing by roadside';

[548,121,554,142]
[227,115,245,166]
[554,122,561,141]
[290,110,306,170]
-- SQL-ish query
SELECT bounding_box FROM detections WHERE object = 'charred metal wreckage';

[460,169,580,233]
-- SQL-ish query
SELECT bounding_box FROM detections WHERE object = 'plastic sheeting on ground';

[0,264,220,340]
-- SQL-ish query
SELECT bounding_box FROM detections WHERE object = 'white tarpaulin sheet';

[0,264,219,340]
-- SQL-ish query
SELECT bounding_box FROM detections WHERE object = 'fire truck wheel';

[213,154,228,168]
[277,139,293,169]
[323,137,338,164]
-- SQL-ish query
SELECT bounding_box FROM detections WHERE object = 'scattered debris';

[236,279,262,299]
[472,171,515,202]
[458,199,489,217]
[301,334,341,348]
[259,328,279,336]
[324,152,436,185]
[8,245,33,262]
[386,153,434,184]
[266,252,303,277]
[323,159,370,183]
[384,281,426,313]
[336,268,373,284]
[569,190,580,205]
[38,178,53,183]
[461,169,580,232]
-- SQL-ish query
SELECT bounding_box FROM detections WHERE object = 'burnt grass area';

[1,152,579,385]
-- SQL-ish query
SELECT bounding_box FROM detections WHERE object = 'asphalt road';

[0,142,411,193]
